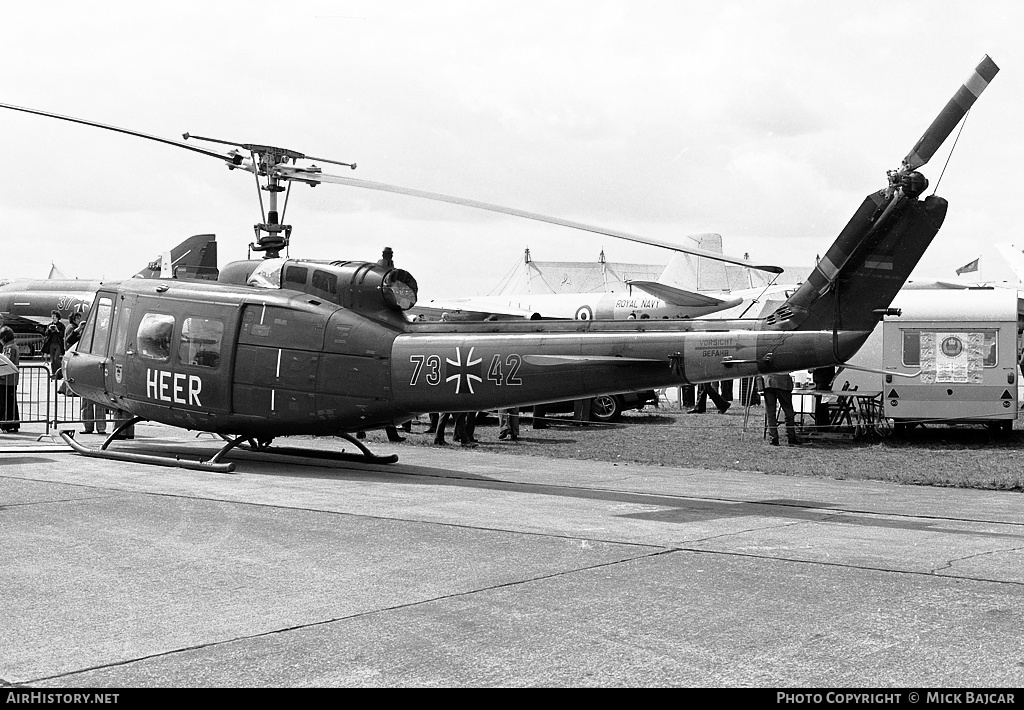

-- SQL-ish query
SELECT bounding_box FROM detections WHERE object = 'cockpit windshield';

[247,258,285,289]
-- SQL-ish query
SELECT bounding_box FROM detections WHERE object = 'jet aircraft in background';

[413,235,795,322]
[0,233,218,325]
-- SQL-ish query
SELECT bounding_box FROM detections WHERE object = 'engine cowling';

[219,258,419,316]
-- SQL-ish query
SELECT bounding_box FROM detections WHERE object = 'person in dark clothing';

[688,381,731,414]
[811,366,836,428]
[65,312,84,349]
[434,412,476,447]
[42,310,66,380]
[377,247,395,269]
[1,327,20,432]
[759,372,801,446]
[532,402,549,429]
[458,411,478,444]
[498,407,520,441]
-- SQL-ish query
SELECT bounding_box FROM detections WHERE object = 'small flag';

[956,258,980,275]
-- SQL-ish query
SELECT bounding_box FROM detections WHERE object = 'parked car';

[537,390,659,423]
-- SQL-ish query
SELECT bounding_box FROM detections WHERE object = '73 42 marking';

[409,351,523,393]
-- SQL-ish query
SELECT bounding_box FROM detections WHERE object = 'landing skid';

[60,425,399,474]
[60,417,237,474]
[335,431,400,464]
[218,431,400,465]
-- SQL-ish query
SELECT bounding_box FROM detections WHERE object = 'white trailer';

[835,288,1022,431]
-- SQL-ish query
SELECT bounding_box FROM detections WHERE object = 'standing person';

[459,411,479,444]
[759,372,801,447]
[532,402,549,429]
[498,407,520,441]
[66,312,107,435]
[80,396,108,436]
[0,327,20,433]
[65,312,84,350]
[811,366,836,429]
[42,310,67,380]
[433,412,453,445]
[377,247,395,269]
[688,381,731,414]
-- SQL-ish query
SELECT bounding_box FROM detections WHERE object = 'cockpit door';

[106,293,137,401]
[65,291,117,404]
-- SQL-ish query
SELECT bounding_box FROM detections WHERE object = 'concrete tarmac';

[1,424,1022,687]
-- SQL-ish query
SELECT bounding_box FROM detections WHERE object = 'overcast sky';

[1,0,1020,297]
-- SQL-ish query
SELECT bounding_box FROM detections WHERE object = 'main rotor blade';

[274,167,784,274]
[0,102,234,162]
[902,54,999,172]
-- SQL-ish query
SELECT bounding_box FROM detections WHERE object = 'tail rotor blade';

[902,55,999,172]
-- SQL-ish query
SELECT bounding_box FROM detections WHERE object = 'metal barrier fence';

[4,362,94,434]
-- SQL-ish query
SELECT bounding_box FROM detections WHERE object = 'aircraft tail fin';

[656,234,728,291]
[135,234,218,280]
[766,192,947,333]
[994,243,1024,282]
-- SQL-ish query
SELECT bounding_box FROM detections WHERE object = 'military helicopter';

[0,55,998,472]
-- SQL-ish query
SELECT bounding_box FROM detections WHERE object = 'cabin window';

[82,296,115,355]
[178,317,224,369]
[137,313,176,361]
[284,266,308,287]
[312,269,338,296]
[113,303,133,356]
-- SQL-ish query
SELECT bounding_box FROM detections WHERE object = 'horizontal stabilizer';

[414,299,538,321]
[902,280,970,290]
[626,281,743,309]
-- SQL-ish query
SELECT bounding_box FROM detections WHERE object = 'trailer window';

[137,313,176,361]
[902,331,921,366]
[179,317,224,369]
[903,330,998,368]
[983,331,997,366]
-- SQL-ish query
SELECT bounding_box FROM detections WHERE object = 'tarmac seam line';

[930,545,1024,576]
[673,546,1024,589]
[0,495,120,509]
[0,471,684,552]
[7,446,1024,528]
[682,515,828,545]
[357,466,1024,529]
[20,548,677,685]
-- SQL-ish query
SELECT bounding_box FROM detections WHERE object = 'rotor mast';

[182,134,356,259]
